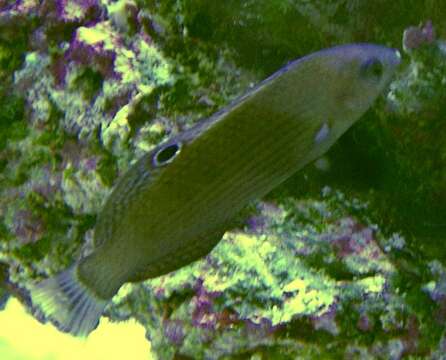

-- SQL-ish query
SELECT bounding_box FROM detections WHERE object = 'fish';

[30,43,401,336]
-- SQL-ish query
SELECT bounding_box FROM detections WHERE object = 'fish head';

[299,44,401,154]
[328,44,400,110]
[322,44,400,121]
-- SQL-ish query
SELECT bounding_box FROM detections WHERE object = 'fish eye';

[154,142,181,166]
[360,57,383,81]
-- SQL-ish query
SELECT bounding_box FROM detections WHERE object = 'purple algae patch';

[163,319,185,346]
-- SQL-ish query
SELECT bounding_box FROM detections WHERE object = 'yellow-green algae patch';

[77,25,113,48]
[149,231,338,327]
[63,1,85,21]
[356,275,386,294]
[62,162,108,214]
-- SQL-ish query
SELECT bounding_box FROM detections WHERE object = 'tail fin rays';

[31,265,108,337]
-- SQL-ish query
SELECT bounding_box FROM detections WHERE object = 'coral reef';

[1,1,446,359]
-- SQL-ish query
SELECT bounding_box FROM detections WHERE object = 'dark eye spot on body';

[360,57,383,81]
[153,143,181,166]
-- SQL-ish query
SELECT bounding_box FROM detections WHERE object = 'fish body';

[31,44,400,336]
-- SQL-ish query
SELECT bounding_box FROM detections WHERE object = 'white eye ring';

[153,142,181,166]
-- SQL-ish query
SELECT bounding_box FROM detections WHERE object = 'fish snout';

[387,48,402,68]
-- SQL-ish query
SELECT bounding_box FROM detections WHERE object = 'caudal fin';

[30,265,108,337]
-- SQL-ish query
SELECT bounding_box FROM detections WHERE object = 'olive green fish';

[31,44,400,336]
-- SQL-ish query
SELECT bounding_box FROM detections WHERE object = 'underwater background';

[1,0,446,359]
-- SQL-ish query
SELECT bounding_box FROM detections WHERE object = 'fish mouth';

[380,47,401,87]
[390,48,402,67]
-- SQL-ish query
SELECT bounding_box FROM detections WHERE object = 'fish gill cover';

[1,0,446,359]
